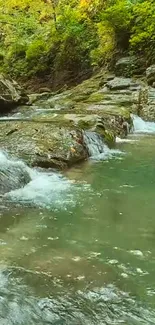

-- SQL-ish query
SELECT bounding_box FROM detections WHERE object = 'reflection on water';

[1,135,155,323]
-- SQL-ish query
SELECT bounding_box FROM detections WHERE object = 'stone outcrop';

[0,74,28,113]
[0,122,88,169]
[115,56,145,78]
[106,77,140,91]
[0,71,136,169]
[146,65,155,86]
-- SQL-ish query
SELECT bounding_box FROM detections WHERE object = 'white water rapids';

[132,114,155,134]
[0,151,77,208]
[1,115,155,208]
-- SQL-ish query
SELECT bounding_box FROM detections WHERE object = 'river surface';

[0,116,155,324]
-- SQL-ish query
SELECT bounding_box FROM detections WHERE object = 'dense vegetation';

[0,0,154,84]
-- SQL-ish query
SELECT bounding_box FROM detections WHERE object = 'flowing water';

[1,116,155,324]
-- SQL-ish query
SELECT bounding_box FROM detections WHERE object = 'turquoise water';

[0,134,155,324]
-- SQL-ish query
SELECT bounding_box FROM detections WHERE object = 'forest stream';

[0,115,155,324]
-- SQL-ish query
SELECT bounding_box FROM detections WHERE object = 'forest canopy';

[0,0,154,79]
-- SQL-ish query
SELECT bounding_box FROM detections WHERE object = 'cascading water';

[83,131,108,157]
[83,131,123,160]
[132,115,155,134]
[6,168,76,208]
[0,151,31,194]
[0,150,89,208]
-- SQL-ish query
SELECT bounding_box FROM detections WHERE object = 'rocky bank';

[0,58,155,170]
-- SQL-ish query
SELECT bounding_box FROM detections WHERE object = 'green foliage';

[0,0,154,81]
[130,0,155,63]
[90,22,115,66]
[102,0,133,49]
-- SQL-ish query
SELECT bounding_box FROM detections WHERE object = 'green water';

[1,135,155,324]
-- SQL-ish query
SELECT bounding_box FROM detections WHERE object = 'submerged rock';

[0,74,28,114]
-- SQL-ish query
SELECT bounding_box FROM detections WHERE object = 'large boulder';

[146,65,155,85]
[106,77,140,91]
[0,74,28,114]
[0,107,132,170]
[0,122,88,169]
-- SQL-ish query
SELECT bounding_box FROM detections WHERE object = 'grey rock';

[0,74,28,114]
[146,65,155,85]
[115,56,145,77]
[107,77,139,90]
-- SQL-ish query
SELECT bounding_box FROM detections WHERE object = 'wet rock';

[107,77,140,90]
[63,114,115,146]
[28,92,51,105]
[0,154,31,194]
[115,56,145,77]
[0,71,135,169]
[0,122,88,169]
[0,106,131,169]
[0,74,28,114]
[146,65,155,85]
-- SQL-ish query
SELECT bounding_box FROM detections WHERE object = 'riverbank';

[1,63,155,171]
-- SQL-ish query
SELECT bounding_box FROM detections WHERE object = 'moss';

[86,92,105,103]
[95,126,115,146]
[103,129,115,146]
[77,120,94,130]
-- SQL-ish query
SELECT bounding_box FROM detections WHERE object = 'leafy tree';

[0,0,154,81]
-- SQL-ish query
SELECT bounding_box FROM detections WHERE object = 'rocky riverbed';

[1,58,155,171]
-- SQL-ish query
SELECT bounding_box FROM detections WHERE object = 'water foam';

[1,150,93,209]
[5,169,75,208]
[0,151,82,208]
[133,115,155,134]
[116,137,138,143]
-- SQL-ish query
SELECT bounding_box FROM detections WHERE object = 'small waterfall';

[83,131,108,157]
[0,150,86,208]
[133,115,155,134]
[83,131,123,160]
[0,151,31,194]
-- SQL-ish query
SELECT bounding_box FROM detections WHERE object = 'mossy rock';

[85,92,105,103]
[0,121,88,169]
[115,56,146,78]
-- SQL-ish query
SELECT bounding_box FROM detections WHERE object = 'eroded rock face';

[115,56,145,78]
[146,65,155,85]
[0,74,28,114]
[0,71,135,169]
[137,87,155,121]
[106,77,140,91]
